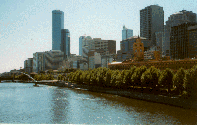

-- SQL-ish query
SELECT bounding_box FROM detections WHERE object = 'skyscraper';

[163,10,196,56]
[61,29,70,58]
[122,25,133,40]
[79,36,86,56]
[140,5,164,46]
[52,10,64,50]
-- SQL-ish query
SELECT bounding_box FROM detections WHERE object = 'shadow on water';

[70,88,197,124]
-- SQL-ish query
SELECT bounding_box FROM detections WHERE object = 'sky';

[0,0,196,73]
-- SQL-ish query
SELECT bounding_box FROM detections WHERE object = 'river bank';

[27,80,197,110]
[13,79,197,110]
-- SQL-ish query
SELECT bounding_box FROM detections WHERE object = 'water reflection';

[71,88,197,124]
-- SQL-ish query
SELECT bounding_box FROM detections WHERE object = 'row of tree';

[67,66,197,98]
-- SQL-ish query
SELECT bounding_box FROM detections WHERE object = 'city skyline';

[0,0,197,73]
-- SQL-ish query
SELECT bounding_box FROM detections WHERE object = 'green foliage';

[183,66,197,98]
[159,68,174,94]
[105,70,112,87]
[173,68,186,95]
[131,65,147,87]
[141,66,160,89]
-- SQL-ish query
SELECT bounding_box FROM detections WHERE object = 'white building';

[88,52,101,69]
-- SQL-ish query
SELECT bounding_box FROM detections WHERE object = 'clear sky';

[0,0,196,73]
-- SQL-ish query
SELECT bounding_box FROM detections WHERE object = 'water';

[0,83,197,124]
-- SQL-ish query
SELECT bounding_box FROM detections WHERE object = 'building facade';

[118,36,151,61]
[79,36,85,56]
[109,59,197,71]
[122,25,133,40]
[170,22,197,59]
[133,37,144,61]
[52,10,64,50]
[188,25,197,58]
[163,10,197,56]
[61,29,70,58]
[33,50,64,73]
[140,5,164,46]
[24,58,33,74]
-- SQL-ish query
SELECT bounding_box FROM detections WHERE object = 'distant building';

[118,36,151,61]
[163,10,197,56]
[140,5,164,46]
[188,25,197,58]
[52,10,64,50]
[133,36,144,61]
[33,52,45,73]
[79,36,86,56]
[33,50,64,73]
[155,31,163,57]
[61,29,70,58]
[81,36,116,68]
[122,25,133,40]
[170,22,197,59]
[109,59,197,71]
[24,58,33,74]
[101,55,113,68]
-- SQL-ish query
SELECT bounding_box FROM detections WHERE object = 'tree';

[173,68,186,95]
[183,65,197,98]
[131,65,147,88]
[159,68,174,94]
[125,66,136,88]
[141,66,160,89]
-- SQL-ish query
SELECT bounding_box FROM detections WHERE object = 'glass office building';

[122,25,133,40]
[52,10,64,50]
[61,29,70,58]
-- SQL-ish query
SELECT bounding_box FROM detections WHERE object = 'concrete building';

[88,52,101,69]
[163,10,197,56]
[81,36,116,68]
[101,55,113,68]
[24,58,33,74]
[140,5,164,46]
[52,10,64,50]
[61,29,70,58]
[170,22,197,59]
[122,25,133,40]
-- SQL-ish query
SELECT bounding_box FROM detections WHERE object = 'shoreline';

[11,80,197,110]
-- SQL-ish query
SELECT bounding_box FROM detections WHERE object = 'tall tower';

[79,36,86,56]
[52,10,64,50]
[122,25,133,40]
[61,29,70,58]
[140,5,164,46]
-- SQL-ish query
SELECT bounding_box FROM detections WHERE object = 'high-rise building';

[52,10,64,50]
[140,5,164,46]
[24,58,33,74]
[188,25,197,58]
[163,10,197,57]
[170,22,197,59]
[122,25,133,40]
[61,29,70,58]
[79,36,86,56]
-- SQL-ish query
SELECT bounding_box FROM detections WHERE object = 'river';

[0,83,196,124]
